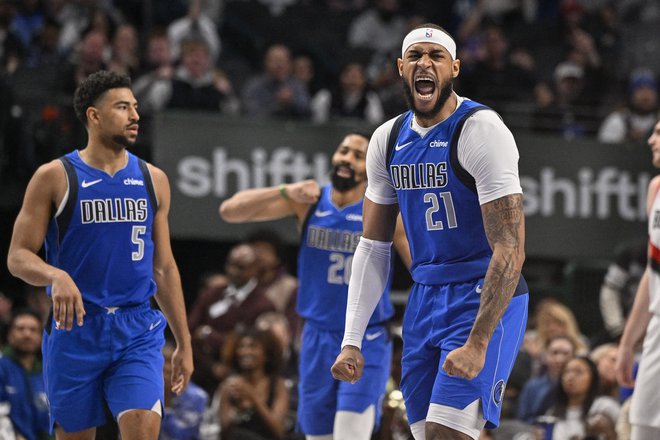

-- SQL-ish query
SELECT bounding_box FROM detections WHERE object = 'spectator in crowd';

[541,356,620,440]
[24,17,66,68]
[245,232,298,333]
[132,30,175,115]
[58,29,108,94]
[165,37,239,114]
[0,1,23,75]
[188,243,277,395]
[107,23,139,78]
[598,69,659,144]
[590,343,620,401]
[242,43,311,119]
[254,311,299,436]
[312,60,384,125]
[45,1,122,56]
[292,53,319,97]
[534,297,589,356]
[255,311,297,388]
[160,342,209,440]
[0,292,13,344]
[0,308,50,440]
[517,335,577,424]
[11,0,43,49]
[532,60,600,139]
[347,0,407,55]
[459,23,537,108]
[219,329,290,440]
[598,239,647,341]
[167,0,221,64]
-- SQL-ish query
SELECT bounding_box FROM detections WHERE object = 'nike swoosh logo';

[149,320,162,331]
[365,331,383,341]
[82,179,102,188]
[314,210,333,217]
[476,285,482,293]
[395,141,413,151]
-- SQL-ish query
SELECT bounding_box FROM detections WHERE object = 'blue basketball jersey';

[388,99,493,285]
[297,185,394,330]
[44,150,158,308]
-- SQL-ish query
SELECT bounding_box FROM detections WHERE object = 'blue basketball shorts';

[42,303,166,432]
[297,321,392,435]
[400,278,528,429]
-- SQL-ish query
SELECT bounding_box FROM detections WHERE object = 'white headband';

[401,27,456,59]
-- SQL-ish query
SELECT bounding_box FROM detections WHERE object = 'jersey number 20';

[328,252,353,285]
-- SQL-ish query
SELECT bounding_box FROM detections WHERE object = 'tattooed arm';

[442,193,525,379]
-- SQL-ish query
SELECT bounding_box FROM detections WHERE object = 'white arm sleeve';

[341,237,392,350]
[457,110,522,205]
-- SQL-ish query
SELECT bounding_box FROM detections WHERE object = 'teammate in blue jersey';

[7,70,193,440]
[220,131,410,440]
[331,24,528,440]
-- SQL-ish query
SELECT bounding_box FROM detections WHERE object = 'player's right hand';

[331,345,364,384]
[285,180,321,204]
[615,345,635,388]
[51,270,85,330]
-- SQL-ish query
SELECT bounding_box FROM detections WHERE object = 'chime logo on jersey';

[429,140,448,148]
[80,198,148,224]
[123,178,144,186]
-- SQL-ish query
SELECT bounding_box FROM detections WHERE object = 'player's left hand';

[171,344,194,395]
[442,343,486,380]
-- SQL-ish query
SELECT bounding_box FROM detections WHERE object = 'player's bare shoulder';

[29,158,69,206]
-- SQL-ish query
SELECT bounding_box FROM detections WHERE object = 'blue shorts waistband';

[83,302,152,315]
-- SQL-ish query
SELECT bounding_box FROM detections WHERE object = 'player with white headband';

[332,23,527,440]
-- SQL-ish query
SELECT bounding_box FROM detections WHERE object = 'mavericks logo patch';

[492,379,506,406]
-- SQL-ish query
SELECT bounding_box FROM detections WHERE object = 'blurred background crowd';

[1,0,660,439]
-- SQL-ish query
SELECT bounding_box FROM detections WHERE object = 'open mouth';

[415,76,436,100]
[336,165,353,178]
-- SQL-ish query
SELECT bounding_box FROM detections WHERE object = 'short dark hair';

[73,70,132,125]
[9,307,42,330]
[343,129,372,143]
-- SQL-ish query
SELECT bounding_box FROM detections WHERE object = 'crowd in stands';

[0,229,650,439]
[1,0,660,192]
[1,0,660,439]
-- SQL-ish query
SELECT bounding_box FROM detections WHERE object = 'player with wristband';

[220,131,411,440]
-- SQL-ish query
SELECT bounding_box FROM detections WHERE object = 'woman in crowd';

[219,329,290,440]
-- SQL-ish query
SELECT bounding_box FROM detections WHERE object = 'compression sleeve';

[341,237,392,349]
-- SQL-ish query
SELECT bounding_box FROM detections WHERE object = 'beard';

[331,165,360,192]
[402,76,454,120]
[112,134,136,147]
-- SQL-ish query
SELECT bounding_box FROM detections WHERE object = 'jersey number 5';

[424,192,458,231]
[131,225,146,261]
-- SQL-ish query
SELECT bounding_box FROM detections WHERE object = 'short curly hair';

[73,70,132,125]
